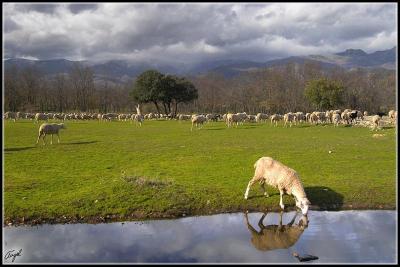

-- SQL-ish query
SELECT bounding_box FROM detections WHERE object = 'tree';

[130,70,164,114]
[304,78,344,110]
[159,75,198,116]
[69,63,95,111]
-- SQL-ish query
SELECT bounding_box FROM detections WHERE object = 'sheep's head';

[296,197,310,215]
[60,123,66,129]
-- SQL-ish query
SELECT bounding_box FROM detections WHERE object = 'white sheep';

[191,114,206,131]
[244,157,311,215]
[4,111,17,122]
[35,113,49,123]
[371,115,381,131]
[294,112,305,124]
[270,114,282,127]
[227,113,241,127]
[133,105,144,126]
[332,113,341,127]
[256,113,269,123]
[36,123,66,145]
[284,113,295,127]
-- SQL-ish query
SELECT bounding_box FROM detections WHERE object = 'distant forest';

[4,61,396,115]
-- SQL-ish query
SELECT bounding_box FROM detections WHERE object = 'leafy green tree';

[159,75,198,116]
[129,70,164,114]
[304,78,344,110]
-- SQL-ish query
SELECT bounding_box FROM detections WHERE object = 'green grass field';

[4,119,397,225]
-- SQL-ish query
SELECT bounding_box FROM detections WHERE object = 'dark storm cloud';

[13,3,59,14]
[68,4,98,14]
[3,3,397,64]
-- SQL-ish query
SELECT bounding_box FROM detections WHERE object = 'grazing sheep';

[332,113,341,127]
[35,113,49,123]
[245,211,308,251]
[206,113,218,122]
[4,111,17,122]
[244,157,311,215]
[247,115,257,123]
[284,113,295,127]
[388,110,396,123]
[309,112,319,125]
[371,115,381,131]
[191,114,206,131]
[227,113,241,127]
[270,114,282,127]
[256,113,269,123]
[315,111,326,124]
[305,113,311,123]
[36,123,66,145]
[16,112,26,120]
[325,110,333,123]
[294,112,305,124]
[341,111,350,125]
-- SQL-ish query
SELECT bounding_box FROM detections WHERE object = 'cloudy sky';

[3,3,397,65]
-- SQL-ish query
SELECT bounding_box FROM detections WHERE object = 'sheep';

[309,112,319,125]
[294,112,305,124]
[16,112,26,120]
[191,114,206,131]
[305,113,311,123]
[227,113,241,127]
[206,113,217,122]
[325,110,333,123]
[36,123,66,145]
[133,104,144,126]
[247,115,257,123]
[245,211,308,252]
[256,113,269,123]
[270,114,282,127]
[388,110,396,123]
[236,112,247,125]
[371,115,381,131]
[244,157,311,215]
[178,114,191,121]
[341,111,350,125]
[315,111,326,124]
[332,113,341,127]
[4,111,17,122]
[35,113,49,123]
[284,113,295,127]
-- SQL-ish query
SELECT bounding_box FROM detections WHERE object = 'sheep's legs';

[57,133,60,143]
[36,134,42,145]
[278,211,284,231]
[279,189,285,209]
[244,178,258,199]
[42,134,46,145]
[258,212,267,229]
[260,181,269,197]
[51,134,53,145]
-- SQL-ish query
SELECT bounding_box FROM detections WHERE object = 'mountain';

[4,47,396,81]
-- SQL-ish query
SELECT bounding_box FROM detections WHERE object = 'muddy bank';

[4,203,395,227]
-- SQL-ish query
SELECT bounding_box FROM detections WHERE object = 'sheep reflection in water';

[244,211,308,251]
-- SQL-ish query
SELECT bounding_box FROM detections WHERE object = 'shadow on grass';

[247,192,280,200]
[205,127,226,131]
[66,141,99,145]
[4,146,35,152]
[304,186,344,210]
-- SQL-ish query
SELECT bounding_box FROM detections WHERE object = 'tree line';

[4,60,396,115]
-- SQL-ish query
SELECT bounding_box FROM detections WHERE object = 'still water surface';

[3,210,397,263]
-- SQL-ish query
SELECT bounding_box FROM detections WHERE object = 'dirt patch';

[372,133,386,138]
